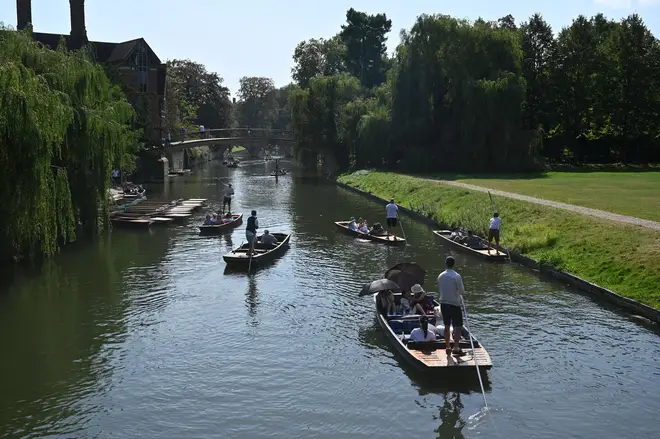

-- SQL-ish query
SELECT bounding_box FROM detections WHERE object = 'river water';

[1,158,659,439]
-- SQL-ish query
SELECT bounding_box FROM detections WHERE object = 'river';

[1,158,659,439]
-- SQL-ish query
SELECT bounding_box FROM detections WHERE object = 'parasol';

[384,262,426,292]
[359,279,401,296]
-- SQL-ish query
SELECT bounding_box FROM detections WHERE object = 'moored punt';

[111,217,153,228]
[151,217,175,225]
[199,213,243,235]
[373,293,492,371]
[334,221,406,246]
[432,230,507,261]
[223,233,291,269]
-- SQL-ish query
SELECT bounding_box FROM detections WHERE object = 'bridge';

[163,127,295,157]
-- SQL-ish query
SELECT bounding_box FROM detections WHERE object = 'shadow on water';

[246,275,259,326]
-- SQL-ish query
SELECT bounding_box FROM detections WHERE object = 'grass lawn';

[231,145,245,153]
[427,171,660,222]
[339,171,660,309]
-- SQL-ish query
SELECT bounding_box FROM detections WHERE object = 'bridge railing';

[167,127,293,143]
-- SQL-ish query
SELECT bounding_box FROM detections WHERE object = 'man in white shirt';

[385,199,399,239]
[348,218,358,231]
[222,183,235,214]
[409,315,437,342]
[487,212,502,255]
[438,256,466,355]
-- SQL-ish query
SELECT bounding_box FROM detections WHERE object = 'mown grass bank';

[428,171,660,222]
[338,171,660,310]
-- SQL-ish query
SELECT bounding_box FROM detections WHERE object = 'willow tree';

[0,28,137,263]
[389,15,539,171]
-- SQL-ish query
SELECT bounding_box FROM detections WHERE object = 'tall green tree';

[291,37,346,88]
[519,14,556,133]
[235,76,276,128]
[165,60,232,131]
[339,8,392,88]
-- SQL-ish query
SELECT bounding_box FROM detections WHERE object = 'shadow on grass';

[421,172,549,181]
[549,163,660,173]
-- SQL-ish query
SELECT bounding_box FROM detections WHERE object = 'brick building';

[16,0,166,146]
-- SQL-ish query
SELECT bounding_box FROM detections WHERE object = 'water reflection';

[435,392,467,439]
[224,232,234,249]
[246,275,259,326]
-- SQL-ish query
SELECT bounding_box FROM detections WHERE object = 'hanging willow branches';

[0,28,138,263]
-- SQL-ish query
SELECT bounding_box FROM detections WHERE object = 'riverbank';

[337,171,660,314]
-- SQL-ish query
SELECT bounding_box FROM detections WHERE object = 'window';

[131,45,147,72]
[132,44,149,92]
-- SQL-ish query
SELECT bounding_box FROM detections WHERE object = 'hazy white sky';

[2,0,659,96]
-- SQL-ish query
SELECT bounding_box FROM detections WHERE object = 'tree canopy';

[164,59,232,134]
[287,9,660,173]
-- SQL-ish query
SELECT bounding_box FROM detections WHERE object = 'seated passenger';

[358,221,370,234]
[210,213,218,225]
[377,290,395,315]
[410,284,434,315]
[261,229,278,246]
[370,222,384,235]
[398,290,412,315]
[450,230,467,243]
[409,315,437,342]
[203,214,212,225]
[466,230,485,249]
[348,217,358,231]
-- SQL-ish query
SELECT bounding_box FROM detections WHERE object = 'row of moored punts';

[110,198,207,227]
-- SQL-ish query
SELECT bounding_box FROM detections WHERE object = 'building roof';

[32,32,162,65]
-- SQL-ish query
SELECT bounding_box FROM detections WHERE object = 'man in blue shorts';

[385,199,398,239]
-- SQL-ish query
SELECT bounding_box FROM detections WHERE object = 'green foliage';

[0,28,137,263]
[339,8,392,88]
[339,172,660,308]
[235,77,276,128]
[288,9,660,174]
[165,59,231,134]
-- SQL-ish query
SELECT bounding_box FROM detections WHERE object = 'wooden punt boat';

[111,217,153,228]
[335,221,406,246]
[223,233,291,268]
[432,230,507,261]
[374,293,492,371]
[199,213,243,235]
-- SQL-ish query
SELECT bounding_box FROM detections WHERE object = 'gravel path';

[429,179,660,231]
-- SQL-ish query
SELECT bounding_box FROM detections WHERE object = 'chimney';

[69,0,88,49]
[16,0,32,31]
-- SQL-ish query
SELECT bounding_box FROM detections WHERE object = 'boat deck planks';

[408,345,492,368]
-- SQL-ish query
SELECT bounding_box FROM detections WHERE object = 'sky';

[2,0,659,97]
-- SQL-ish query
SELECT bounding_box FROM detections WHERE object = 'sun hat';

[411,284,424,294]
